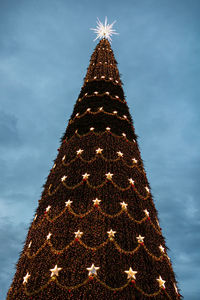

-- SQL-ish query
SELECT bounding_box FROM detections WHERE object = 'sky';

[0,0,199,299]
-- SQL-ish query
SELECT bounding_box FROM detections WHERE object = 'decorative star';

[136,235,145,244]
[93,198,101,206]
[74,230,83,239]
[47,232,52,240]
[174,283,178,294]
[143,209,149,217]
[159,245,165,253]
[145,186,150,193]
[46,205,51,212]
[124,267,137,280]
[82,173,90,180]
[120,201,128,210]
[96,148,103,154]
[65,199,73,207]
[107,229,116,239]
[132,158,138,163]
[61,175,67,182]
[50,265,62,277]
[117,151,123,157]
[90,17,118,42]
[23,272,31,284]
[156,275,166,288]
[87,264,100,276]
[129,178,135,185]
[28,241,32,248]
[77,149,83,155]
[106,172,113,180]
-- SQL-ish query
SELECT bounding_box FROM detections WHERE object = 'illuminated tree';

[7,22,182,300]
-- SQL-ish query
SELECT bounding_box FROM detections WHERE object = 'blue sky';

[0,0,199,299]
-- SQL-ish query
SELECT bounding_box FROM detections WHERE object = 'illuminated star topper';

[90,17,118,42]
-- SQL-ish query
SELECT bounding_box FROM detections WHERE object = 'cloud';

[0,217,28,298]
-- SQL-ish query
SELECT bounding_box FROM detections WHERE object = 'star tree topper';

[90,17,118,42]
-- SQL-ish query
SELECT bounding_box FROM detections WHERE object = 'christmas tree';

[7,19,182,299]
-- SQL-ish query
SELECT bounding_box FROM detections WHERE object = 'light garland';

[32,201,161,236]
[69,108,132,127]
[63,130,136,149]
[48,175,150,200]
[62,148,144,174]
[77,91,125,104]
[25,232,165,260]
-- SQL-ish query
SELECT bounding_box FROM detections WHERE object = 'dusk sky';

[0,0,200,299]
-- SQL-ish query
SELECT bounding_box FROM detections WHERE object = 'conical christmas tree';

[7,20,182,300]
